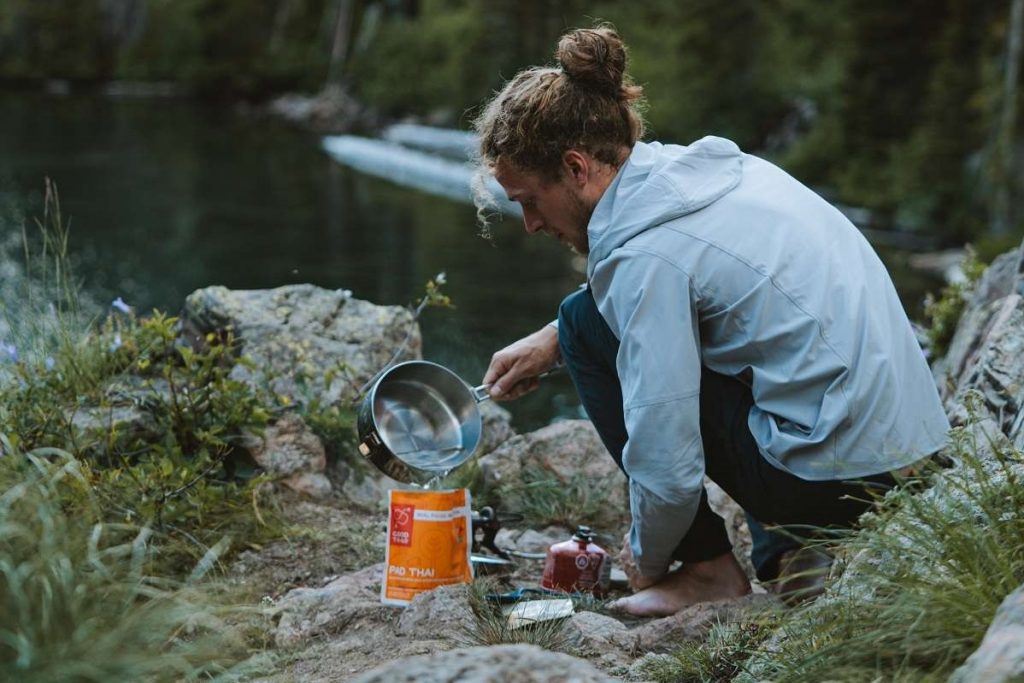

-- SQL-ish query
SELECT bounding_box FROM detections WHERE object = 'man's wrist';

[535,322,561,360]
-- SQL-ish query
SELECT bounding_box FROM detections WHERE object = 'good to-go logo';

[390,503,414,546]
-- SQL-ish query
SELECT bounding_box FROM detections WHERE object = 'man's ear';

[562,150,590,186]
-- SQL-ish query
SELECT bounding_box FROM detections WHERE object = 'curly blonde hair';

[472,26,647,229]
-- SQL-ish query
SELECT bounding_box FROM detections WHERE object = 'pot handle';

[471,362,566,403]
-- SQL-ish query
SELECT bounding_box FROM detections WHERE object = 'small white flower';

[111,297,132,314]
[434,271,447,285]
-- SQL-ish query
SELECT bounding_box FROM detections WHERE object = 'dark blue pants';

[557,287,894,581]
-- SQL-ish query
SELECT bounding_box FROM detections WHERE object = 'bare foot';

[609,552,751,617]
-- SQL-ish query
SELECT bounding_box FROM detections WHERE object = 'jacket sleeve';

[591,249,706,576]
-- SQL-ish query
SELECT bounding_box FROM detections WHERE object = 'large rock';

[968,247,1023,309]
[563,610,632,668]
[479,419,628,532]
[244,414,332,497]
[395,584,476,639]
[940,294,1024,432]
[934,239,1024,439]
[180,284,483,504]
[254,637,456,683]
[328,456,391,509]
[182,284,420,406]
[950,584,1024,682]
[479,400,516,456]
[480,420,618,488]
[246,414,326,477]
[273,563,391,648]
[70,405,159,445]
[495,526,572,555]
[923,244,1024,683]
[348,643,618,683]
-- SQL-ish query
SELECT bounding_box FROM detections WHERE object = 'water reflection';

[0,92,586,428]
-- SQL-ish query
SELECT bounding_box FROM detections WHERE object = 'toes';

[606,598,630,613]
[607,595,663,618]
[607,596,647,616]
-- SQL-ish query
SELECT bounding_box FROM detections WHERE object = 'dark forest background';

[3,0,1022,249]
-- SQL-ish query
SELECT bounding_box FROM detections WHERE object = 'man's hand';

[618,532,663,591]
[483,325,560,400]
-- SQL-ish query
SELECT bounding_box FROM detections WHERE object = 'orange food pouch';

[381,488,473,606]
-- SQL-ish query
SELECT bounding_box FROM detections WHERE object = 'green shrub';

[0,453,269,682]
[0,181,279,574]
[0,307,282,572]
[923,246,986,358]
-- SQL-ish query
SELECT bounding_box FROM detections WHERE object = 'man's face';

[494,160,594,255]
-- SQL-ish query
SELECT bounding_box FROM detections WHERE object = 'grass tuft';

[457,578,576,651]
[734,421,1024,682]
[492,466,628,539]
[0,452,267,682]
[631,619,779,683]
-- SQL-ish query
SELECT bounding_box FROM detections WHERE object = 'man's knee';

[558,287,620,369]
[557,287,594,341]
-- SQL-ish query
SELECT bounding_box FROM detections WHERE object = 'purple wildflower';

[45,356,55,370]
[1,341,18,363]
[111,297,132,314]
[109,333,122,353]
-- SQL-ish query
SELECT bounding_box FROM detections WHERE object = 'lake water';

[0,92,942,430]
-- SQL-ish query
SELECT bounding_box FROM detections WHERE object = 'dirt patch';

[228,491,385,600]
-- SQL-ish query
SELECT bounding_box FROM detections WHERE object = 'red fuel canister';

[541,525,611,597]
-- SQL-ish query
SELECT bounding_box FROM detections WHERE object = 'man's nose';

[522,209,543,234]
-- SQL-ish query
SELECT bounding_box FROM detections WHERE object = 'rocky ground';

[175,282,772,681]
[175,240,1024,681]
[221,411,770,682]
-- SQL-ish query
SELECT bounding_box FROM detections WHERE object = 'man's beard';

[568,189,595,255]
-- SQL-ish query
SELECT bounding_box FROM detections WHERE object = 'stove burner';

[471,506,523,560]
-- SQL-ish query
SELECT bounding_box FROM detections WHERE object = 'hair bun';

[555,27,626,96]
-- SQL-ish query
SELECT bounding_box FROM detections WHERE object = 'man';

[475,26,950,617]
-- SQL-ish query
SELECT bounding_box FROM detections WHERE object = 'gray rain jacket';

[586,137,950,575]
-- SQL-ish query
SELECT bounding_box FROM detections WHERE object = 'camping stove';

[470,505,523,559]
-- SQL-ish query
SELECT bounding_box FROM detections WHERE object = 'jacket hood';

[586,137,743,279]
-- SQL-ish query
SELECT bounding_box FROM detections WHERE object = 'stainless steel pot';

[356,360,489,484]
